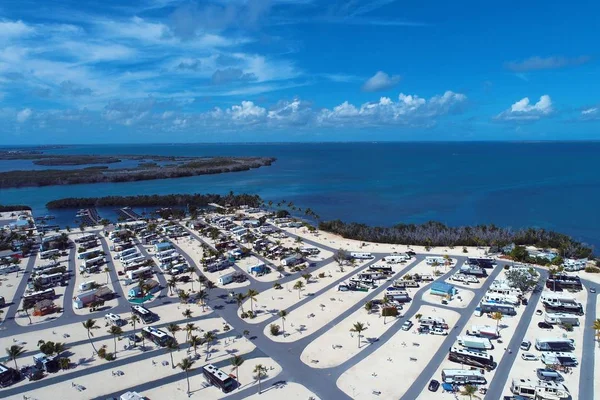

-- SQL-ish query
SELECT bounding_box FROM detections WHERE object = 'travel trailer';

[483,293,520,306]
[543,313,579,326]
[541,352,578,367]
[457,336,493,350]
[535,338,575,352]
[510,378,570,400]
[441,369,486,385]
[350,252,374,260]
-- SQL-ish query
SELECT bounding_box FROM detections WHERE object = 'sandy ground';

[580,270,600,286]
[497,286,588,399]
[265,257,416,343]
[422,288,475,309]
[595,295,600,399]
[337,305,460,400]
[0,258,30,324]
[239,260,371,324]
[242,381,319,400]
[278,225,490,258]
[300,302,403,368]
[5,333,262,400]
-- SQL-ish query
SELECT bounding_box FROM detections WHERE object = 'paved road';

[0,250,37,332]
[485,269,548,398]
[578,278,597,400]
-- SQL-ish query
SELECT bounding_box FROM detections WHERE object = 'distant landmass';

[0,152,275,188]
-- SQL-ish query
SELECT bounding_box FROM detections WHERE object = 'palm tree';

[460,384,479,399]
[246,289,259,312]
[253,364,267,394]
[103,266,111,284]
[130,314,142,347]
[189,335,201,356]
[167,323,182,344]
[350,322,367,348]
[293,281,304,299]
[278,310,288,334]
[178,291,190,304]
[196,289,208,312]
[381,296,391,324]
[82,318,99,354]
[203,331,216,359]
[107,325,123,357]
[177,357,195,394]
[167,277,178,295]
[6,345,25,370]
[491,311,503,331]
[185,323,197,342]
[182,308,193,320]
[230,354,244,390]
[301,273,312,284]
[235,293,246,313]
[364,301,373,314]
[415,313,423,322]
[165,341,179,369]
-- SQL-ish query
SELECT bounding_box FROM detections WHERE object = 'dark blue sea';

[1,142,599,250]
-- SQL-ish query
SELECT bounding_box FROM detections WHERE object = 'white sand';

[337,305,460,400]
[242,381,319,400]
[0,257,30,323]
[239,260,371,324]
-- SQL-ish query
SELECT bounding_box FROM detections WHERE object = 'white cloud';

[582,107,597,115]
[361,71,401,92]
[0,20,34,41]
[16,108,32,122]
[505,56,591,72]
[580,107,599,121]
[495,95,553,122]
[227,101,266,120]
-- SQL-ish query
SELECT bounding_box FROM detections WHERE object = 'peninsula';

[0,152,275,188]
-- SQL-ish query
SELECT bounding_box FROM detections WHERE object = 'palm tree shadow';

[77,356,95,367]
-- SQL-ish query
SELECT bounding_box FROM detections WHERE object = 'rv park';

[0,208,599,400]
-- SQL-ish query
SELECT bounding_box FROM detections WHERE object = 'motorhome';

[127,266,153,281]
[487,286,522,297]
[121,251,142,263]
[384,254,411,263]
[459,264,487,277]
[426,256,447,265]
[393,279,419,289]
[202,364,236,393]
[156,254,179,265]
[468,325,499,339]
[535,338,575,352]
[562,258,587,272]
[384,288,410,302]
[78,281,96,291]
[541,294,584,315]
[23,288,55,308]
[350,252,374,260]
[39,249,60,260]
[80,256,104,271]
[370,265,393,274]
[441,369,486,385]
[467,257,496,269]
[77,249,102,260]
[131,305,156,324]
[541,352,578,367]
[483,293,520,306]
[156,249,177,260]
[419,316,448,329]
[33,272,67,288]
[510,378,570,400]
[544,313,580,326]
[281,254,303,267]
[448,346,496,371]
[141,327,174,347]
[0,264,19,275]
[546,274,583,291]
[479,301,516,316]
[456,336,493,350]
[118,248,138,259]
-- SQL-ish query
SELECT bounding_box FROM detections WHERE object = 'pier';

[76,208,100,226]
[117,207,141,221]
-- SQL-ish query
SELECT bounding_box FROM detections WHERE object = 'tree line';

[0,205,32,212]
[319,219,593,258]
[46,193,263,209]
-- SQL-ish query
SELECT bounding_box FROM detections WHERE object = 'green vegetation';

[0,204,32,212]
[0,155,275,188]
[47,193,263,209]
[319,220,593,258]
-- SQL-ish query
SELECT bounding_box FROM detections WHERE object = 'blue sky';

[1,0,599,144]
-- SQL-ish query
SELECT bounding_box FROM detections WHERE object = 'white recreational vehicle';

[543,313,580,326]
[441,369,486,385]
[483,293,521,306]
[426,256,447,265]
[456,336,493,350]
[541,352,578,367]
[350,252,374,260]
[384,254,411,264]
[510,378,570,400]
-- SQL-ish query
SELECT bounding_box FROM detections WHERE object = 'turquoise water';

[1,142,599,249]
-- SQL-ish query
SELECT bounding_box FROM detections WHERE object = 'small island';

[0,152,276,188]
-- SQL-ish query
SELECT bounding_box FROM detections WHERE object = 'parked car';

[430,328,448,336]
[521,352,538,361]
[428,379,440,392]
[520,340,531,351]
[590,287,597,293]
[537,368,564,382]
[401,320,413,331]
[535,309,543,316]
[538,322,553,330]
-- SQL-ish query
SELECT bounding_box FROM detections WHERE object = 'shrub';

[223,325,231,332]
[462,246,468,253]
[97,347,107,359]
[58,357,71,370]
[584,266,600,273]
[381,307,398,317]
[561,323,574,332]
[105,352,116,361]
[434,270,442,276]
[240,312,248,319]
[318,272,326,278]
[273,282,282,290]
[269,324,281,336]
[504,265,510,270]
[247,311,255,319]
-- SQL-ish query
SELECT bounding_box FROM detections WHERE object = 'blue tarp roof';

[431,282,455,292]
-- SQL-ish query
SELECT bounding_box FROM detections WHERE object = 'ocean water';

[1,142,599,249]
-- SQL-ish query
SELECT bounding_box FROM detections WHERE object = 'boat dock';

[76,208,100,226]
[117,207,141,221]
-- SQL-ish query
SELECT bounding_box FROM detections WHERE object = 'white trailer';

[351,252,374,259]
[457,336,493,350]
[218,272,235,286]
[544,313,580,326]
